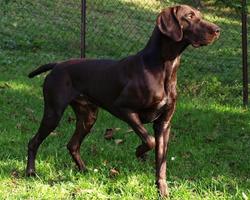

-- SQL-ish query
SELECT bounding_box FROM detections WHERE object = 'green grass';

[0,0,250,199]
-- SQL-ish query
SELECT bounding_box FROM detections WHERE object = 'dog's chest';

[138,61,178,123]
[139,90,175,123]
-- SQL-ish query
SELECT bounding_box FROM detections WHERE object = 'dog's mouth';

[192,43,203,48]
[191,43,206,48]
[191,32,220,48]
[192,36,219,48]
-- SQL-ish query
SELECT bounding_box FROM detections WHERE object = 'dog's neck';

[141,27,189,67]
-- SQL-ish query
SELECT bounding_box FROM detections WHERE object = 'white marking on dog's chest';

[172,58,179,68]
[156,96,168,109]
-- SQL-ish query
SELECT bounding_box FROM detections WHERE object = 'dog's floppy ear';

[157,6,183,42]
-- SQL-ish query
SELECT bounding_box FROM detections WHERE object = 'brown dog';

[27,5,220,197]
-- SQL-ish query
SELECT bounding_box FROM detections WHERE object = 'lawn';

[0,0,250,199]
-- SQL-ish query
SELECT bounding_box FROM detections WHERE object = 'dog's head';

[157,5,220,47]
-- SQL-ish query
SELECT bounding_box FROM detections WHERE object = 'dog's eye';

[187,13,194,19]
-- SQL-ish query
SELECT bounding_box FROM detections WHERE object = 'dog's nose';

[213,26,220,36]
[215,28,220,34]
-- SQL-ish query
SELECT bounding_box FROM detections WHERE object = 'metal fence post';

[81,0,86,58]
[242,0,248,107]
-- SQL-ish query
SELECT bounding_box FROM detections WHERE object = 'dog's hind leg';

[67,98,98,171]
[26,102,66,176]
[26,74,74,176]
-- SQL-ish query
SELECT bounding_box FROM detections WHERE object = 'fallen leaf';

[109,168,119,178]
[104,128,115,140]
[67,116,75,123]
[125,128,133,133]
[11,170,20,178]
[25,107,34,114]
[114,139,124,145]
[103,160,108,166]
[51,131,59,136]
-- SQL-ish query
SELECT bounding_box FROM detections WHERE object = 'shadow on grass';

[0,84,249,196]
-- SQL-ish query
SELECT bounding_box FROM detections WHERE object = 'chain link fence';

[85,0,249,105]
[85,0,243,57]
[1,0,81,63]
[85,0,161,58]
[1,0,248,105]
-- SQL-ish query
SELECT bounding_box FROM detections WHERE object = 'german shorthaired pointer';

[27,5,220,197]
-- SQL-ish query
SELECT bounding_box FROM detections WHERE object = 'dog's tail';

[28,63,57,78]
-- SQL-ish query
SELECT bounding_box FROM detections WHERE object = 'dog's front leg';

[119,110,155,159]
[153,104,176,197]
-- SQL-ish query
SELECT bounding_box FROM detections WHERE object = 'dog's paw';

[77,165,88,174]
[26,168,36,177]
[156,179,169,198]
[136,136,155,159]
[135,144,148,160]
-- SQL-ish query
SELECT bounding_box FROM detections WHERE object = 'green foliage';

[215,0,242,11]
